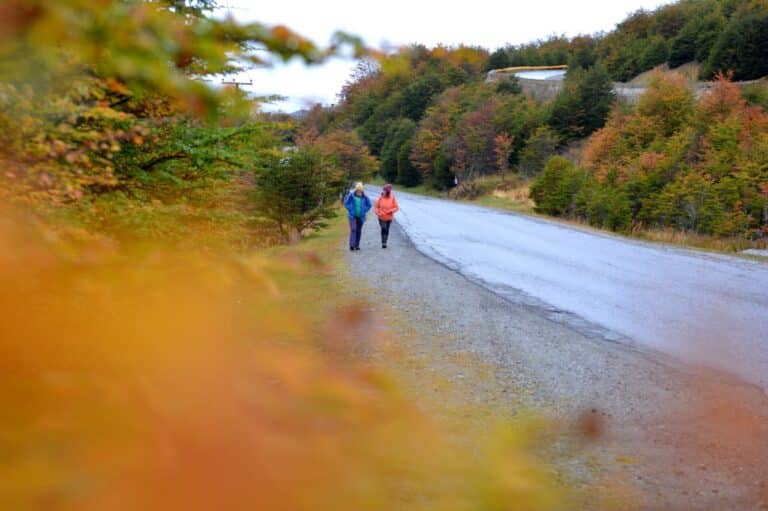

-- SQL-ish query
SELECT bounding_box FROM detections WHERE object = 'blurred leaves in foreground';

[0,210,561,510]
[1,2,561,508]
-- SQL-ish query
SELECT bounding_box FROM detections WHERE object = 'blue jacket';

[344,192,372,221]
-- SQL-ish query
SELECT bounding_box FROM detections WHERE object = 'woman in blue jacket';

[344,182,372,251]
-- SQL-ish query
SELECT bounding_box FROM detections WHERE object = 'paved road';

[369,186,768,392]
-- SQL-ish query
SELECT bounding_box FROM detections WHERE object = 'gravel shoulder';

[345,218,768,510]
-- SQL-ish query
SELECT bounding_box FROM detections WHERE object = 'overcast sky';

[215,0,675,112]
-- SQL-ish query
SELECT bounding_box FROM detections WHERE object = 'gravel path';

[346,217,768,510]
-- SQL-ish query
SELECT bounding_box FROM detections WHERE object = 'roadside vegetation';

[1,1,565,509]
[322,0,768,251]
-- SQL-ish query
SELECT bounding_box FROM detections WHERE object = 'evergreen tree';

[379,118,417,183]
[549,64,615,141]
[396,140,421,186]
[485,48,512,71]
[704,12,768,80]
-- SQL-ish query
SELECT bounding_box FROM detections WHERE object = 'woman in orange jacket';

[373,184,399,248]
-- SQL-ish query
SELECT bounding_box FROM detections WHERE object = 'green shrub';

[530,156,585,216]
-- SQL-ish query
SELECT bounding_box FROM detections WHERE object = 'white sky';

[216,0,675,112]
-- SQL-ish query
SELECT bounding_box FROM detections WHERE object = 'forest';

[329,0,768,241]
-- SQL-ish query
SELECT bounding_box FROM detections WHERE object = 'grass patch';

[471,179,535,214]
[401,183,444,197]
[631,227,757,254]
[263,210,351,325]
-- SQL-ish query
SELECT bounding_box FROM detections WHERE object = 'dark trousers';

[349,217,363,248]
[379,219,392,245]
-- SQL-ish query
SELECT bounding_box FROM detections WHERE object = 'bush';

[495,77,522,95]
[448,181,484,200]
[430,150,457,190]
[518,127,560,176]
[576,185,632,231]
[255,146,341,240]
[530,156,585,216]
[447,178,499,200]
[741,82,768,109]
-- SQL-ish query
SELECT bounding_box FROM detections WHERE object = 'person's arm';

[391,196,399,214]
[374,197,381,217]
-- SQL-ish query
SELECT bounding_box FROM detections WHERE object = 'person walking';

[344,182,372,251]
[374,183,399,249]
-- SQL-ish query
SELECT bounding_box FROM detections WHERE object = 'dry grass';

[494,65,568,73]
[627,62,702,85]
[631,227,756,254]
[467,176,536,214]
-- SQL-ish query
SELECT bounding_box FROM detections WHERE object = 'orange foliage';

[0,210,560,510]
[577,71,768,236]
[697,72,745,123]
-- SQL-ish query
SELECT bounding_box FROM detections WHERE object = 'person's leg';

[384,220,392,247]
[354,217,363,249]
[379,218,387,245]
[349,218,357,250]
[382,220,391,247]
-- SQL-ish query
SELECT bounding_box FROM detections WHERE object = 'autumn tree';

[541,73,768,238]
[0,0,365,244]
[449,101,498,181]
[311,129,377,195]
[493,133,514,180]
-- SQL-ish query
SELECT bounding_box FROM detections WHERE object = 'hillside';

[325,0,768,245]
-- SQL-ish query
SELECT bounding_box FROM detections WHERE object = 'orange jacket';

[374,194,399,221]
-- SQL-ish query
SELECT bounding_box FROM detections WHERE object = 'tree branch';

[140,153,187,170]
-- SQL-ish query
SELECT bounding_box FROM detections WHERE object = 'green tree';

[401,73,445,121]
[255,146,342,241]
[518,127,560,176]
[486,48,512,71]
[549,65,615,141]
[704,12,768,80]
[397,140,420,186]
[640,37,669,70]
[379,118,417,183]
[669,13,723,68]
[495,76,522,95]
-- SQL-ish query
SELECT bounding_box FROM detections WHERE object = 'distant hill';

[326,0,767,241]
[288,109,309,119]
[488,0,768,82]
